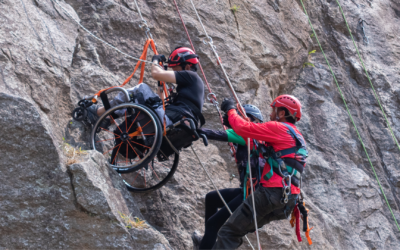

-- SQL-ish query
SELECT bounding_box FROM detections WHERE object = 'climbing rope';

[50,0,156,65]
[190,146,255,250]
[334,0,400,154]
[170,0,236,160]
[299,0,400,231]
[177,1,261,248]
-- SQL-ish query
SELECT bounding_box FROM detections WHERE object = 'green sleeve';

[226,129,246,145]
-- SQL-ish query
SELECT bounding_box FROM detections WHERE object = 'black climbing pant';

[212,187,298,250]
[200,188,243,250]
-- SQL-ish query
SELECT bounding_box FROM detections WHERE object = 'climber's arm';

[151,61,176,83]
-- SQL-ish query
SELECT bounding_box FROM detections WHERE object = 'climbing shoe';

[86,105,111,129]
[191,231,203,250]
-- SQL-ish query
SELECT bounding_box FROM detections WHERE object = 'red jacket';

[228,110,306,194]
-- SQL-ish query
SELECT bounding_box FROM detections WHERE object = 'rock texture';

[1,0,400,249]
[0,93,170,248]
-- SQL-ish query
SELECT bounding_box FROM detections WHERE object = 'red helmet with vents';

[270,95,302,121]
[168,47,199,67]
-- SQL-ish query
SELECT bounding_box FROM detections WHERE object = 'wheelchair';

[72,87,208,193]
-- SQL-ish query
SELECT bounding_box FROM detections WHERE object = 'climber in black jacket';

[191,104,264,250]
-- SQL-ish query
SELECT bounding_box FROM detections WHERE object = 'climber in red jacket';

[212,95,308,249]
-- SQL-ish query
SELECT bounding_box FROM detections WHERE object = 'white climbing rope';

[190,146,255,250]
[188,1,261,249]
[50,0,156,65]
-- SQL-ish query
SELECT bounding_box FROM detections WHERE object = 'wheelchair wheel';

[118,152,179,193]
[91,103,162,173]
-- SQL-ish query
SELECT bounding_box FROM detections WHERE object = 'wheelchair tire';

[118,152,179,193]
[91,103,163,173]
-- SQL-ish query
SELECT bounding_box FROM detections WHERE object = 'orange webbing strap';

[94,39,157,98]
[304,203,313,245]
[291,201,313,245]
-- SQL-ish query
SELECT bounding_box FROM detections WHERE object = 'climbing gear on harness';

[290,201,313,245]
[300,0,400,231]
[168,47,199,67]
[243,104,264,122]
[271,95,302,121]
[261,123,308,191]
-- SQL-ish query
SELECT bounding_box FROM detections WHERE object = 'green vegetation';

[119,212,149,229]
[230,5,239,14]
[303,62,315,68]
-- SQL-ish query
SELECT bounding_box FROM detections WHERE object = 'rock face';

[1,0,400,249]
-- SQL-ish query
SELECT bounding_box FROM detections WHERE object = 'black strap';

[100,92,117,119]
[176,97,205,127]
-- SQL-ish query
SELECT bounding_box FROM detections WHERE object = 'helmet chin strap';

[274,107,280,121]
[275,107,296,122]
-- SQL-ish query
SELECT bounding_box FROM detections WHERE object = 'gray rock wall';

[0,0,399,249]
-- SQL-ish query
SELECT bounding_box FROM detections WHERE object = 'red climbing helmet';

[168,46,199,67]
[270,95,302,121]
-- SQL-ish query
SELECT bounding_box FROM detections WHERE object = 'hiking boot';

[87,105,110,129]
[191,231,203,250]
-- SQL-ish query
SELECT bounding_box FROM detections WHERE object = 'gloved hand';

[152,54,166,63]
[221,98,236,113]
[222,113,232,128]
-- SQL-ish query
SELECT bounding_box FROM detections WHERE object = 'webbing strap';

[94,39,157,97]
[299,0,400,231]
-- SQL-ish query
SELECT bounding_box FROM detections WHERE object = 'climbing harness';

[299,0,400,231]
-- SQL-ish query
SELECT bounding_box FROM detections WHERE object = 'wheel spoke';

[129,139,150,149]
[130,172,140,186]
[110,116,123,134]
[111,143,122,164]
[127,111,141,132]
[96,137,119,143]
[125,111,127,132]
[150,162,160,181]
[153,161,171,169]
[103,142,123,156]
[125,143,129,165]
[143,168,147,187]
[127,141,142,159]
[100,127,120,137]
[141,120,152,129]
